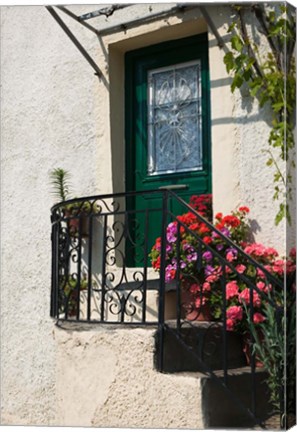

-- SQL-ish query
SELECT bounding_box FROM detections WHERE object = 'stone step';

[155,320,247,373]
[200,367,273,428]
[54,322,275,429]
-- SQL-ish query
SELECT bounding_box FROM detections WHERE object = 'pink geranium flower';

[244,243,278,259]
[226,281,239,299]
[226,305,243,321]
[190,283,200,294]
[253,312,265,324]
[236,264,246,274]
[256,281,266,292]
[202,282,211,292]
[272,260,285,275]
[226,318,235,331]
[195,296,207,308]
[256,281,271,294]
[257,268,265,278]
[239,288,261,308]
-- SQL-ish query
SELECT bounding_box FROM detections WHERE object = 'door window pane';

[147,60,203,176]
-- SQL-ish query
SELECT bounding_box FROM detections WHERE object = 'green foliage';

[244,284,296,423]
[224,5,296,225]
[60,275,88,315]
[50,167,72,203]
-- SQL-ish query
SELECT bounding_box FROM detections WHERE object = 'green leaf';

[243,70,252,81]
[272,102,284,112]
[231,35,243,52]
[223,52,234,73]
[231,73,244,92]
[275,203,285,225]
[249,83,261,97]
[266,158,273,166]
[227,22,236,32]
[274,172,281,182]
[246,57,255,71]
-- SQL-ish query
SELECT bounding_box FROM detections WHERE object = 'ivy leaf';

[243,69,252,81]
[223,52,234,73]
[250,85,260,97]
[266,158,273,166]
[274,172,281,182]
[275,204,285,225]
[231,35,243,52]
[231,73,244,92]
[228,22,236,32]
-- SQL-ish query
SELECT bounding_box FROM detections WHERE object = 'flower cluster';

[189,194,213,220]
[150,194,296,333]
[212,242,295,332]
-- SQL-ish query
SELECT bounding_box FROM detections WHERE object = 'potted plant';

[149,195,250,321]
[60,274,88,317]
[50,167,96,236]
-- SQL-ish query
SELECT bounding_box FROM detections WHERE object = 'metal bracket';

[199,6,225,49]
[46,3,224,77]
[79,4,133,21]
[46,6,102,78]
[88,4,195,37]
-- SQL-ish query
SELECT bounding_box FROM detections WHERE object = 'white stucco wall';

[54,324,204,428]
[1,4,294,426]
[207,5,292,253]
[1,5,102,425]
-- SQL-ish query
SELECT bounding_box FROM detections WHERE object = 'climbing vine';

[223,4,296,225]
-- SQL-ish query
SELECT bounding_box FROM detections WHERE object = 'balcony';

[50,189,295,429]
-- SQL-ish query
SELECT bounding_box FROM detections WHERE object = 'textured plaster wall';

[1,3,293,427]
[54,324,204,428]
[0,5,102,425]
[207,5,290,253]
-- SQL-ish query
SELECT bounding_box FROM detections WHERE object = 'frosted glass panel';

[148,60,203,176]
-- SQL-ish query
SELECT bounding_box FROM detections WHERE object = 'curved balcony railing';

[51,189,285,324]
[51,189,168,323]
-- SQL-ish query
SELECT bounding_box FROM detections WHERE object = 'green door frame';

[124,33,212,265]
[125,33,212,196]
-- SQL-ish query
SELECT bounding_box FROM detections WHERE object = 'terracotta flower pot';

[65,209,88,237]
[181,289,213,321]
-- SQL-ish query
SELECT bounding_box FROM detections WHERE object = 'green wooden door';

[125,34,211,264]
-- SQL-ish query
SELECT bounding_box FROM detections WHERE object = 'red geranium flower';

[238,206,250,213]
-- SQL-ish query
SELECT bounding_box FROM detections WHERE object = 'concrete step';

[155,320,247,373]
[200,367,273,428]
[54,322,275,429]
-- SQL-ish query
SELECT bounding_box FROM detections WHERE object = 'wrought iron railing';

[51,189,292,428]
[51,190,168,323]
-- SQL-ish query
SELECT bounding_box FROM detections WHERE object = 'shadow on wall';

[249,219,261,242]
